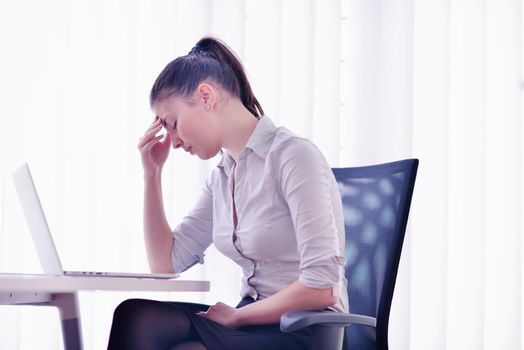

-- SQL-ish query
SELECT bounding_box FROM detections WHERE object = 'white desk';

[0,273,210,350]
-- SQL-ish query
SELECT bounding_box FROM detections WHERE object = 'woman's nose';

[170,131,183,149]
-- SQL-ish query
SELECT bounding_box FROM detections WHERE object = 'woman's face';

[153,92,222,160]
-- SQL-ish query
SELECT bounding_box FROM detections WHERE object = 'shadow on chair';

[281,158,419,350]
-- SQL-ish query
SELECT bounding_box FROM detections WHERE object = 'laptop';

[12,163,179,279]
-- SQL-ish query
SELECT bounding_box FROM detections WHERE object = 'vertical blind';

[0,0,522,349]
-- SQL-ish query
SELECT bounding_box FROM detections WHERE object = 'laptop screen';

[12,163,64,275]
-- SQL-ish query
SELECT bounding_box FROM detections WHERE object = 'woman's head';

[149,37,263,119]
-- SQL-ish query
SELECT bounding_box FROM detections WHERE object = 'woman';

[108,37,348,350]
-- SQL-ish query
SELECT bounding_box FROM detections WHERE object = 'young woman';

[107,37,348,350]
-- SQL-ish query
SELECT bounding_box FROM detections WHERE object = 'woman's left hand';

[197,302,240,329]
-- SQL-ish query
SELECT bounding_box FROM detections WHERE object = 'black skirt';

[166,297,311,350]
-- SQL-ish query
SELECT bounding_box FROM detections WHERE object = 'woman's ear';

[196,83,216,111]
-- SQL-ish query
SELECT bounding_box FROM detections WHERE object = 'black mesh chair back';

[333,159,418,350]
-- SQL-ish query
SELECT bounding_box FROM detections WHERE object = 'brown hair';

[150,37,264,118]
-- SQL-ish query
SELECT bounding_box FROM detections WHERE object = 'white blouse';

[170,116,348,312]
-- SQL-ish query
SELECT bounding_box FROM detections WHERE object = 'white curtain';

[0,0,522,349]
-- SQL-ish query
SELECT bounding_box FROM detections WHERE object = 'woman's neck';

[219,100,259,163]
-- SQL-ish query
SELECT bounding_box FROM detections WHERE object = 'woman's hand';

[137,117,171,177]
[197,302,240,329]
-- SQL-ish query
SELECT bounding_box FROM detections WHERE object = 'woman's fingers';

[140,134,164,153]
[145,117,162,133]
[137,123,163,149]
[160,132,171,146]
[140,117,162,142]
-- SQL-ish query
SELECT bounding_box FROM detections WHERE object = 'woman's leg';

[169,340,207,350]
[107,298,202,350]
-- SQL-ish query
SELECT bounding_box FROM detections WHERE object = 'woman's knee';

[112,298,161,330]
[113,299,147,319]
[112,298,192,334]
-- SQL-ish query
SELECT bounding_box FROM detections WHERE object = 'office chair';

[281,159,419,350]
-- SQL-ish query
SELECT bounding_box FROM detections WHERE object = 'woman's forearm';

[143,174,174,273]
[234,280,337,327]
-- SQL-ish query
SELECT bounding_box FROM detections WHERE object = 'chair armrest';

[280,310,377,332]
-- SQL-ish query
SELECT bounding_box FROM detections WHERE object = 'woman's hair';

[150,37,264,119]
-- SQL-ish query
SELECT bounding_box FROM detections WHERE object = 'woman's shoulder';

[270,127,327,165]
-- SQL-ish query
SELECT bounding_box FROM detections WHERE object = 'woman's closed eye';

[161,119,177,131]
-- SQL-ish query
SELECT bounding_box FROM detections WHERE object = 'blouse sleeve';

[278,138,342,290]
[171,174,214,273]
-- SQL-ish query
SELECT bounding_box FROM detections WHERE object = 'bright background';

[0,0,522,349]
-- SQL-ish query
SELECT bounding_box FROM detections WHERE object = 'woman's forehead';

[153,96,180,116]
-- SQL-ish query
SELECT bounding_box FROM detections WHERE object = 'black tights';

[107,299,207,350]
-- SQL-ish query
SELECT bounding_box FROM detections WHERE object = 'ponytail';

[150,37,264,119]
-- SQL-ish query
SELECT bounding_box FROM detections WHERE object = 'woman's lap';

[109,297,310,350]
[164,298,311,350]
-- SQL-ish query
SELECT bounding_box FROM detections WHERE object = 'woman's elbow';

[320,294,338,309]
[149,256,175,274]
[306,286,338,309]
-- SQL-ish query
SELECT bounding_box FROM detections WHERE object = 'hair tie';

[189,44,203,55]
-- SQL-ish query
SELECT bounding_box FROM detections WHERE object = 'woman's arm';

[137,117,174,273]
[144,171,216,274]
[199,280,337,328]
[235,280,336,326]
[138,117,214,273]
[143,173,174,273]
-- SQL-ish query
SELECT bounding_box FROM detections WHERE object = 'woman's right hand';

[137,117,171,177]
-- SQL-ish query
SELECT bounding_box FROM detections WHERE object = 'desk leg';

[48,293,83,350]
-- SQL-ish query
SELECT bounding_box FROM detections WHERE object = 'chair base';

[310,325,344,350]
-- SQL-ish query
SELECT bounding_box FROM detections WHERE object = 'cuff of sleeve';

[171,248,205,273]
[299,264,339,290]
